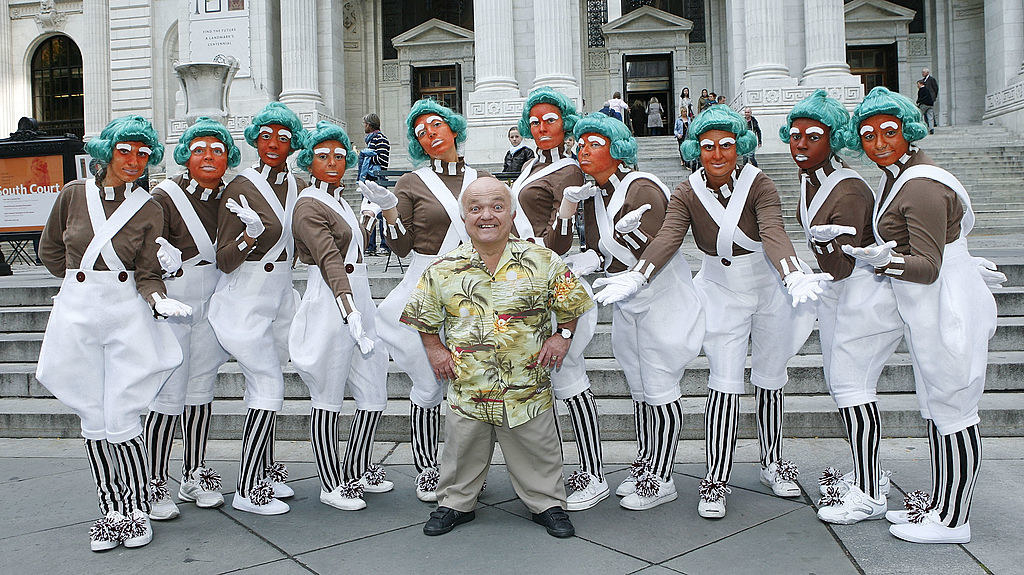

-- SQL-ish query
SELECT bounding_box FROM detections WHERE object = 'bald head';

[459,176,518,218]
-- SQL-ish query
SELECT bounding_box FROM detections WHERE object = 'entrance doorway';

[623,54,673,137]
[847,44,899,93]
[412,64,462,113]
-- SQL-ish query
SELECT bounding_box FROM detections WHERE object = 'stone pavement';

[3,436,1021,574]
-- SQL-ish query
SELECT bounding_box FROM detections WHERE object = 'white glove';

[563,250,603,276]
[974,257,1007,289]
[155,236,182,275]
[563,182,599,204]
[360,197,382,217]
[842,240,897,268]
[342,306,375,354]
[592,271,647,305]
[615,204,652,234]
[153,293,193,318]
[784,270,834,307]
[808,224,857,244]
[358,180,398,210]
[225,195,265,239]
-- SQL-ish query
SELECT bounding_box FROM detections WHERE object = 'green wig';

[85,115,164,166]
[517,86,580,141]
[172,117,241,168]
[405,99,468,165]
[778,89,850,154]
[681,105,758,162]
[846,86,927,152]
[572,112,638,166]
[295,121,358,171]
[243,101,305,153]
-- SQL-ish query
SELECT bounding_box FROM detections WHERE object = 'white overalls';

[511,157,598,400]
[208,168,299,412]
[596,172,704,405]
[690,165,816,393]
[36,180,182,443]
[873,166,996,435]
[149,179,229,414]
[376,166,478,409]
[288,186,388,412]
[799,169,903,408]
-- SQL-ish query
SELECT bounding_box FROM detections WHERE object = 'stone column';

[471,0,519,96]
[83,0,111,138]
[532,0,580,95]
[741,0,789,81]
[985,0,1024,91]
[802,0,853,79]
[0,2,12,136]
[278,0,324,107]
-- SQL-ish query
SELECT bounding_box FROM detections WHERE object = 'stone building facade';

[2,0,1022,169]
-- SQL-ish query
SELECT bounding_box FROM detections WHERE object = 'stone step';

[4,351,1024,402]
[2,392,1022,441]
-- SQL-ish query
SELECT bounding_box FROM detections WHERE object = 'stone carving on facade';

[29,0,71,31]
[381,62,400,82]
[689,44,708,66]
[587,50,609,72]
[908,35,927,57]
[343,1,358,31]
[12,0,81,22]
[744,85,863,110]
[985,81,1024,115]
[466,99,524,120]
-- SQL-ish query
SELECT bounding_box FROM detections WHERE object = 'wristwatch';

[558,328,574,340]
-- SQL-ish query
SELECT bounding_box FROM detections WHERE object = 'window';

[382,0,474,60]
[621,0,705,43]
[31,35,84,138]
[848,44,899,93]
[412,65,462,113]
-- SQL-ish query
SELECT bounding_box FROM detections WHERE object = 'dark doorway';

[848,44,899,93]
[623,54,673,137]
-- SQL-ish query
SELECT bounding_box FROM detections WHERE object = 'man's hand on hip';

[537,334,571,370]
[421,333,457,382]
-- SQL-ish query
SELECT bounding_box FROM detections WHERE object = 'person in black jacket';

[503,126,535,174]
[743,107,763,167]
[917,80,936,134]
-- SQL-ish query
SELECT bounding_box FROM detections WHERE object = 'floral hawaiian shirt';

[401,239,594,427]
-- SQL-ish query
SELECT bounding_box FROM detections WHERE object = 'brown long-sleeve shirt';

[216,162,306,274]
[514,148,585,253]
[39,179,166,305]
[874,148,963,285]
[151,172,223,265]
[795,156,875,281]
[550,168,669,273]
[633,167,798,280]
[383,158,488,257]
[293,182,364,316]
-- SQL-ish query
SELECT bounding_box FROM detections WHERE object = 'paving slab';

[0,454,87,484]
[295,506,648,574]
[225,559,314,574]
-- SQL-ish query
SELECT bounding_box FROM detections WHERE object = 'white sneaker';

[818,467,892,497]
[416,468,439,503]
[565,471,610,511]
[121,510,153,548]
[889,511,971,544]
[698,479,730,519]
[89,511,123,552]
[358,465,395,493]
[887,489,932,525]
[886,510,911,525]
[232,481,290,515]
[816,484,887,525]
[271,482,294,499]
[616,458,650,497]
[620,476,677,511]
[321,481,366,511]
[760,460,801,497]
[178,467,225,509]
[149,495,180,521]
[264,463,292,498]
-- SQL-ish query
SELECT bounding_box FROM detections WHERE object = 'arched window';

[31,35,84,137]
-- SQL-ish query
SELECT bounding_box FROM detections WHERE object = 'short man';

[608,92,630,123]
[401,177,594,538]
[599,101,622,121]
[743,107,762,167]
[359,113,391,256]
[921,68,938,127]
[916,80,936,134]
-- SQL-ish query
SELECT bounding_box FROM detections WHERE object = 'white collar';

[431,157,465,175]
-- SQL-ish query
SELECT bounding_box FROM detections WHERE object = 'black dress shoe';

[423,506,475,536]
[531,506,575,538]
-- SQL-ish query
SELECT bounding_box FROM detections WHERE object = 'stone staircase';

[2,254,1023,441]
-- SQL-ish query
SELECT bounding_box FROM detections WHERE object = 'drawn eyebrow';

[314,147,331,155]
[542,113,560,121]
[718,137,736,145]
[879,121,899,130]
[790,127,800,135]
[860,125,875,135]
[139,146,152,155]
[210,142,225,151]
[277,129,292,139]
[334,147,347,155]
[700,139,714,146]
[529,116,540,123]
[259,126,274,135]
[115,143,133,151]
[425,115,443,124]
[587,135,608,145]
[189,141,208,151]
[806,127,825,135]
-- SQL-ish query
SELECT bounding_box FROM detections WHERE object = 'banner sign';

[0,155,64,232]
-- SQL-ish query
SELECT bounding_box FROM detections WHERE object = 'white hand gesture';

[563,249,603,276]
[225,195,265,239]
[808,224,857,244]
[358,180,398,210]
[344,309,375,354]
[155,236,182,275]
[153,294,193,318]
[974,257,1007,290]
[784,270,834,307]
[592,271,646,305]
[615,204,652,234]
[563,182,599,203]
[841,241,897,268]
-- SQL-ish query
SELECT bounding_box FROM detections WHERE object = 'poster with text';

[189,0,251,77]
[0,155,64,233]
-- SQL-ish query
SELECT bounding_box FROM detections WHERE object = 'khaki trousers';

[437,406,566,514]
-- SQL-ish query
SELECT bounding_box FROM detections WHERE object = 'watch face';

[560,328,573,339]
